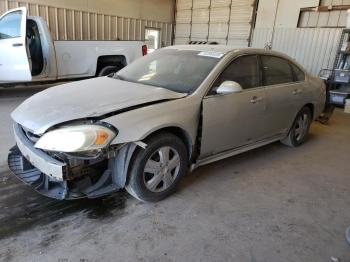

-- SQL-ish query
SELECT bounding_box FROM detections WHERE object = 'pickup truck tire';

[97,65,121,77]
[125,133,188,203]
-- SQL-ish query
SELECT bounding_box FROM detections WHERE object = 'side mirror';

[216,81,243,95]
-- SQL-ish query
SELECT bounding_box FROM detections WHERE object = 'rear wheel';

[125,133,188,202]
[281,107,312,147]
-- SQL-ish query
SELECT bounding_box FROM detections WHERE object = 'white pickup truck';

[0,7,147,85]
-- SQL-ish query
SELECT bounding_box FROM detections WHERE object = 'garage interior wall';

[175,0,256,46]
[252,0,342,75]
[255,0,320,29]
[299,0,350,28]
[0,0,175,46]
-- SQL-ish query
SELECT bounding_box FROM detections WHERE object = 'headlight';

[35,125,116,152]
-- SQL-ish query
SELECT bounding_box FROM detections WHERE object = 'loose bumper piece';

[8,123,124,200]
[8,146,70,199]
[13,123,67,181]
[8,146,122,200]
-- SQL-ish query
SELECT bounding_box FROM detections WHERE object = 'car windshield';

[115,49,222,93]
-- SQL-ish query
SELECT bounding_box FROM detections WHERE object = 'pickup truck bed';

[54,41,144,79]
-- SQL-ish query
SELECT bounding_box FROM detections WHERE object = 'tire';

[281,107,312,147]
[125,133,188,202]
[97,65,120,77]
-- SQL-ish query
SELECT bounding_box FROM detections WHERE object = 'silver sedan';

[8,45,326,202]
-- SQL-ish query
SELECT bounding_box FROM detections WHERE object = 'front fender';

[103,96,201,147]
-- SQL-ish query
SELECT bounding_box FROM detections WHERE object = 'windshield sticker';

[198,51,224,59]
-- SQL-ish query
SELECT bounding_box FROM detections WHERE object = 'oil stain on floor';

[0,169,128,241]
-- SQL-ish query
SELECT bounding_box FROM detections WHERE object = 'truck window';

[0,11,22,40]
[26,19,44,76]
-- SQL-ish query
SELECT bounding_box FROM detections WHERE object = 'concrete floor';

[0,87,350,262]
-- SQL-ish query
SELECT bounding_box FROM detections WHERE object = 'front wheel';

[125,133,188,202]
[281,107,312,147]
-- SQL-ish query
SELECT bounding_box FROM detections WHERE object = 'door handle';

[12,43,23,47]
[250,96,264,104]
[293,89,303,95]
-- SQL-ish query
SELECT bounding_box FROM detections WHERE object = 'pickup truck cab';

[0,7,146,84]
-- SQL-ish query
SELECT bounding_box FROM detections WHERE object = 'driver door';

[200,55,268,158]
[0,7,32,82]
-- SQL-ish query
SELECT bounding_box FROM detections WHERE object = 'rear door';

[261,55,305,136]
[0,7,31,82]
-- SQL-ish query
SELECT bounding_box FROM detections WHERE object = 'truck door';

[0,7,32,82]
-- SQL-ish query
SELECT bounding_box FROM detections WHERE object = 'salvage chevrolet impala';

[8,45,326,202]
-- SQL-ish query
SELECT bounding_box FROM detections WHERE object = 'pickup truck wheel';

[125,133,188,202]
[281,107,312,147]
[98,65,120,77]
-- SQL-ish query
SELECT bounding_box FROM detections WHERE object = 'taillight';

[142,45,148,56]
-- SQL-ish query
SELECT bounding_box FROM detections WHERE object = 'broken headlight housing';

[34,125,116,153]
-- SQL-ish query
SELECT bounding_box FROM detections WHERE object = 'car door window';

[0,11,22,40]
[261,55,293,86]
[212,55,260,91]
[291,63,305,82]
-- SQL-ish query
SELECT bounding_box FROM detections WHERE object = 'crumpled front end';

[8,123,137,200]
[8,146,71,199]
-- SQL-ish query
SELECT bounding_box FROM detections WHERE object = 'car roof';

[164,44,288,57]
[164,45,238,54]
[164,45,305,71]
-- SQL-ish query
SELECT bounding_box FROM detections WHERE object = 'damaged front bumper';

[8,124,137,200]
[8,146,72,199]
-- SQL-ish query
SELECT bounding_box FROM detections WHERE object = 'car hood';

[12,77,186,135]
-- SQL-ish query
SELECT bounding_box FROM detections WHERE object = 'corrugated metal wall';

[175,0,256,47]
[252,28,342,75]
[0,0,173,45]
